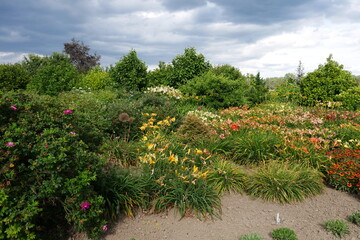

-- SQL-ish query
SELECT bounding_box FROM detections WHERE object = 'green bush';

[181,71,249,109]
[246,161,324,203]
[323,219,350,238]
[207,159,247,194]
[0,91,106,239]
[168,47,211,87]
[0,63,30,90]
[247,72,269,106]
[271,228,298,240]
[348,212,360,226]
[109,49,148,91]
[275,81,301,103]
[300,55,357,106]
[336,86,360,111]
[239,233,265,240]
[27,52,79,95]
[176,114,212,143]
[233,130,282,165]
[79,66,114,90]
[93,168,147,220]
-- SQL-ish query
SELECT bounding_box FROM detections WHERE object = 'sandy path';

[101,187,359,240]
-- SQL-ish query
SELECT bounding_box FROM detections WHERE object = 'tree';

[0,63,30,90]
[27,52,79,95]
[168,47,211,87]
[300,55,357,106]
[109,49,148,91]
[63,38,101,73]
[296,60,305,84]
[146,61,173,87]
[247,72,269,105]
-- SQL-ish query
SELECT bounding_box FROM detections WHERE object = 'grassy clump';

[246,161,324,203]
[271,228,298,240]
[239,233,265,240]
[207,159,247,194]
[348,212,360,226]
[324,219,350,238]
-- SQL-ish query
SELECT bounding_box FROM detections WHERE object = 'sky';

[1,0,360,77]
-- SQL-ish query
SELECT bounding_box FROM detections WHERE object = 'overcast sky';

[1,0,359,77]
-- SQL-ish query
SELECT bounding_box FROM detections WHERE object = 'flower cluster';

[145,85,183,99]
[187,109,221,123]
[325,149,360,194]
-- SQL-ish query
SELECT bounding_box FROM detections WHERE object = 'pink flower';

[102,225,108,231]
[69,132,77,135]
[63,109,73,114]
[80,201,91,210]
[10,105,17,111]
[6,142,15,147]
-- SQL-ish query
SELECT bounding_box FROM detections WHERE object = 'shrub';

[348,212,360,226]
[207,159,247,194]
[109,49,148,91]
[275,80,301,103]
[0,91,106,239]
[0,63,30,90]
[168,47,211,87]
[323,219,350,238]
[232,130,282,165]
[271,228,298,240]
[300,55,357,106]
[336,86,360,111]
[239,233,265,240]
[325,149,360,195]
[247,72,269,106]
[181,71,249,109]
[80,66,114,90]
[93,168,147,220]
[176,114,212,143]
[246,161,324,203]
[27,52,79,95]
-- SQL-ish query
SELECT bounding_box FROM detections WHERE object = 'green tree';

[0,63,30,90]
[247,72,268,105]
[21,54,45,77]
[300,55,357,106]
[27,52,79,95]
[146,61,173,87]
[168,47,211,87]
[80,66,113,90]
[63,38,101,74]
[109,49,148,91]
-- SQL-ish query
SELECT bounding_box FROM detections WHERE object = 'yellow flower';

[193,165,199,173]
[149,160,156,164]
[170,117,176,122]
[168,154,178,163]
[195,149,203,154]
[142,136,148,141]
[9,163,14,168]
[151,113,157,116]
[147,143,155,150]
[143,113,150,116]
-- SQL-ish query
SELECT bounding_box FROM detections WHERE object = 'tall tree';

[109,49,148,91]
[63,38,101,73]
[296,60,305,84]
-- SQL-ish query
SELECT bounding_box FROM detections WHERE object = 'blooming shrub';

[325,149,360,194]
[145,85,183,99]
[0,91,106,239]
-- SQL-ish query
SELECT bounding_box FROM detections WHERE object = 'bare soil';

[73,187,360,240]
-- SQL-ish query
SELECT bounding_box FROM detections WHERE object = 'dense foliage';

[27,53,79,95]
[0,45,359,239]
[300,55,357,106]
[0,63,30,90]
[63,38,101,74]
[109,49,148,91]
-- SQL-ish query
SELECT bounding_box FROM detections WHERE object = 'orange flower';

[347,183,352,187]
[339,172,345,176]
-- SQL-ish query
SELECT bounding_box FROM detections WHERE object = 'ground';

[72,187,359,240]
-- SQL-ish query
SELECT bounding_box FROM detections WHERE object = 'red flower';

[347,183,352,187]
[230,124,239,131]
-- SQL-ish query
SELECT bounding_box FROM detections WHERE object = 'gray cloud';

[0,0,359,77]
